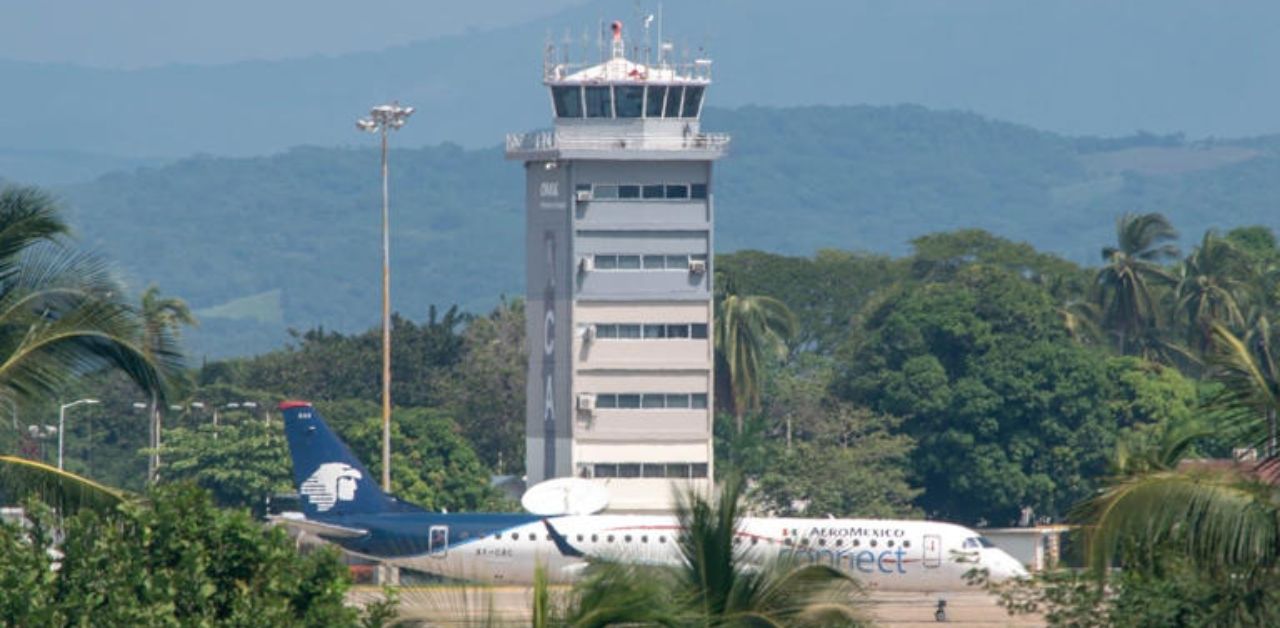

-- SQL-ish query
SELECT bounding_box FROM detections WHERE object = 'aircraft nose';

[984,550,1028,582]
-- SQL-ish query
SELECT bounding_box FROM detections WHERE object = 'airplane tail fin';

[280,401,418,519]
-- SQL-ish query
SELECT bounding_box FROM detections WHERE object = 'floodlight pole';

[357,102,413,493]
[58,398,100,471]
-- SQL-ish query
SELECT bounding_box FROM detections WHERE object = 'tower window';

[552,86,583,118]
[690,184,708,199]
[642,464,665,478]
[691,324,709,339]
[691,393,708,409]
[594,464,618,478]
[619,464,641,478]
[618,185,641,199]
[593,185,619,199]
[643,184,665,199]
[617,394,642,409]
[666,463,690,478]
[616,86,644,118]
[645,86,667,117]
[664,86,684,118]
[682,86,705,118]
[585,86,613,118]
[616,255,641,270]
[665,184,689,199]
[664,394,690,408]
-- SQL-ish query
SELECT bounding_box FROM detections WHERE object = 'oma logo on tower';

[300,462,363,512]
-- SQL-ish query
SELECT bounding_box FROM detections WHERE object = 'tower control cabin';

[506,21,728,513]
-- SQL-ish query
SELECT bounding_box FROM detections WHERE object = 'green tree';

[1177,231,1248,353]
[438,298,526,472]
[715,273,798,433]
[1095,212,1180,356]
[339,406,509,512]
[159,414,292,514]
[0,484,374,626]
[841,265,1194,523]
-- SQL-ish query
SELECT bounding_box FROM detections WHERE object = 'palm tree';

[1204,322,1280,458]
[1177,231,1248,353]
[560,474,867,626]
[1095,212,1180,355]
[0,186,178,410]
[1077,323,1280,622]
[139,285,197,482]
[715,274,798,434]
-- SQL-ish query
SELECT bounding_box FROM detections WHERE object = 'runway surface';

[350,586,1046,626]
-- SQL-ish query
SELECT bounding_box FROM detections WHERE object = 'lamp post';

[58,398,100,470]
[356,101,414,493]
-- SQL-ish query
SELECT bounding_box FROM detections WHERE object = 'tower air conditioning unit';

[576,394,597,412]
[579,256,594,273]
[576,189,593,202]
[688,259,707,275]
[582,324,596,342]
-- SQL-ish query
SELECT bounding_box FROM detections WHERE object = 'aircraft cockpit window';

[978,536,995,548]
[963,537,995,549]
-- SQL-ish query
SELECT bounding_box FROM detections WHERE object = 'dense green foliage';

[0,485,369,626]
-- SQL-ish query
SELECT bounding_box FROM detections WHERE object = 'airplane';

[275,401,1028,602]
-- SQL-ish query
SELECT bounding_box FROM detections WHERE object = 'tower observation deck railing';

[505,130,730,154]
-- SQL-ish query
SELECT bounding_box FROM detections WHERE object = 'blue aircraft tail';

[280,401,420,519]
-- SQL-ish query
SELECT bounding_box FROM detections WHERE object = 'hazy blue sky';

[0,0,589,68]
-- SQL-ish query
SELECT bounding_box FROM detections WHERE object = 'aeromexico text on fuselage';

[275,400,1028,588]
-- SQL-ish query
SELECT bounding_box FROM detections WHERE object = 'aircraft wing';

[270,513,368,539]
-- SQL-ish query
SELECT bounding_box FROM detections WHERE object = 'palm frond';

[0,455,128,516]
[1077,468,1280,573]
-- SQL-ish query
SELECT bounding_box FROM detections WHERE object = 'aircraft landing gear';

[934,598,947,622]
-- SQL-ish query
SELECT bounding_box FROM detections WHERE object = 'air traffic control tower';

[506,21,728,513]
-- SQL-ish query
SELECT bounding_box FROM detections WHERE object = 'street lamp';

[58,398,100,470]
[356,101,414,493]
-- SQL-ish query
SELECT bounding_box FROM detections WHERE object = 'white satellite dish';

[521,477,610,516]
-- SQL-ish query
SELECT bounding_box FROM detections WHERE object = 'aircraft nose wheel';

[934,599,947,622]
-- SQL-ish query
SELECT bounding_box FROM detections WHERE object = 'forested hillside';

[54,104,1280,356]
